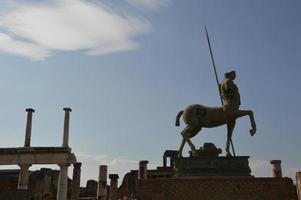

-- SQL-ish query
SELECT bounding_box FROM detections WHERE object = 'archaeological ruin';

[0,107,301,200]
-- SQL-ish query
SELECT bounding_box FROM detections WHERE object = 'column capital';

[74,162,82,168]
[58,163,71,168]
[270,160,281,164]
[18,164,32,168]
[139,160,149,165]
[63,107,72,112]
[25,108,35,113]
[109,174,119,180]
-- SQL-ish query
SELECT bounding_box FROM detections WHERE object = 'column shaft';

[270,160,282,178]
[138,160,148,180]
[24,108,35,147]
[57,164,69,200]
[109,174,119,200]
[296,172,301,200]
[71,162,81,200]
[97,165,107,200]
[18,164,31,190]
[63,108,72,147]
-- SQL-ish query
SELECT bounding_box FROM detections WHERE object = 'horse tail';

[175,110,184,126]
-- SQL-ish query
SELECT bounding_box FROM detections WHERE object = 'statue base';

[174,143,251,177]
[174,156,251,177]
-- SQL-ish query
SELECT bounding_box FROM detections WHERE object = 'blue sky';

[0,0,300,185]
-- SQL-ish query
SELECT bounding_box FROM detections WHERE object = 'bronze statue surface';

[176,71,256,157]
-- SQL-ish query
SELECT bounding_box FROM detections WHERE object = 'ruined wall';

[136,176,298,200]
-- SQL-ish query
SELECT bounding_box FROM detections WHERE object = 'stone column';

[71,162,81,200]
[270,160,282,178]
[296,172,301,200]
[18,164,31,190]
[138,160,148,180]
[24,108,35,147]
[62,108,72,147]
[97,165,108,200]
[57,164,69,200]
[109,174,119,200]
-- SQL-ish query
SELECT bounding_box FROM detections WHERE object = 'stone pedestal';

[57,164,69,200]
[97,165,107,200]
[18,164,31,190]
[296,172,301,200]
[109,174,119,200]
[174,156,251,177]
[71,162,81,200]
[174,143,250,177]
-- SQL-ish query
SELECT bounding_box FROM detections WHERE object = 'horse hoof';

[226,153,232,157]
[249,129,256,136]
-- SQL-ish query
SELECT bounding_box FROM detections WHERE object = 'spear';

[204,25,236,156]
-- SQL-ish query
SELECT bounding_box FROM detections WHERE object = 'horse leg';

[178,138,186,158]
[178,125,201,157]
[231,110,257,136]
[225,121,235,157]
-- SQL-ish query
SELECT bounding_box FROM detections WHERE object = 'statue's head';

[225,70,236,80]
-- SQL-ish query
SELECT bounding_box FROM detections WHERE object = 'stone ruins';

[0,108,301,200]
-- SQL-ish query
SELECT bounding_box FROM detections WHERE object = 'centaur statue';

[175,71,256,157]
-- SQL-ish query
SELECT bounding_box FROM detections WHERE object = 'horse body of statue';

[176,104,256,157]
[176,71,257,157]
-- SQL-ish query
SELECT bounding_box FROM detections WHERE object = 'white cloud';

[0,0,151,60]
[127,0,170,11]
[0,32,51,60]
[75,152,158,186]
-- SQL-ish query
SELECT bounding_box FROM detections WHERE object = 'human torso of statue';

[220,78,241,112]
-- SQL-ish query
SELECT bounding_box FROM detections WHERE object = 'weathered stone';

[97,165,107,200]
[138,160,148,180]
[296,172,301,200]
[136,177,297,200]
[109,174,119,200]
[63,108,72,147]
[0,147,76,165]
[24,108,35,147]
[17,164,31,190]
[57,164,69,200]
[270,160,282,178]
[71,162,81,200]
[174,155,251,177]
[189,143,222,159]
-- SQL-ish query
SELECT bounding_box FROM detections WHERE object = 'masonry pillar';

[109,174,119,200]
[97,165,107,200]
[71,162,81,200]
[24,108,35,147]
[57,164,69,200]
[270,160,282,178]
[138,160,148,180]
[296,172,301,200]
[63,108,72,147]
[18,164,31,190]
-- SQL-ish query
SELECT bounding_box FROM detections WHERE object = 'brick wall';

[137,176,297,200]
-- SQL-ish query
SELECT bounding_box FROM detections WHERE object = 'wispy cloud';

[0,0,151,60]
[127,0,170,11]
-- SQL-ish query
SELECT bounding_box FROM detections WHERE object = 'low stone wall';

[136,176,297,200]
